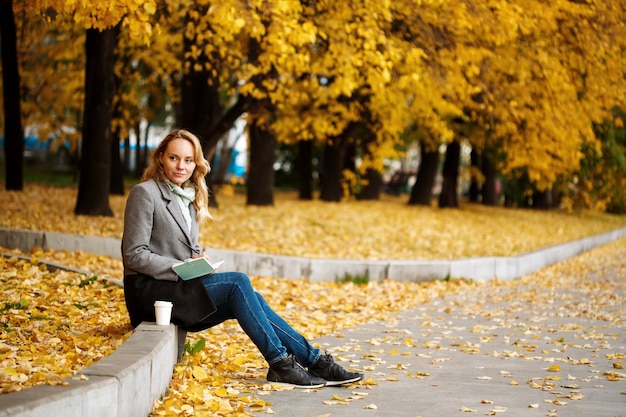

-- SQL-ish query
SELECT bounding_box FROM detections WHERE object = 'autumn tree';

[20,0,157,216]
[159,1,452,204]
[572,107,626,214]
[447,1,625,207]
[112,3,181,178]
[163,0,322,205]
[261,0,461,202]
[74,25,120,216]
[11,6,84,177]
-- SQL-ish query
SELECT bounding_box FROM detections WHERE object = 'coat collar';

[154,179,197,245]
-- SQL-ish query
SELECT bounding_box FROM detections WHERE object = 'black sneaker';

[308,352,363,386]
[267,355,326,388]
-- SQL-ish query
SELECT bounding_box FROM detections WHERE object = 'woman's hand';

[191,252,211,261]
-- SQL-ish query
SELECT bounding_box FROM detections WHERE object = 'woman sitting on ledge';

[121,129,363,388]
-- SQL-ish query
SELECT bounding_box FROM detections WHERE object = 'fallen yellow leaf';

[192,366,208,381]
[459,406,477,412]
[362,376,378,386]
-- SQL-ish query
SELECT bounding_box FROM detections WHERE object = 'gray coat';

[122,179,216,329]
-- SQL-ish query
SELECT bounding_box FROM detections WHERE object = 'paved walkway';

[265,239,626,417]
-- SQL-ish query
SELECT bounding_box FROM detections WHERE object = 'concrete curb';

[0,323,182,417]
[1,226,625,417]
[2,226,626,282]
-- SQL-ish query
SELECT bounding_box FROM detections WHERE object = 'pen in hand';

[178,239,210,260]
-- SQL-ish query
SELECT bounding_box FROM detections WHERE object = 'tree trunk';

[357,168,382,200]
[246,121,275,205]
[180,11,222,207]
[532,188,553,209]
[180,64,217,203]
[438,140,460,208]
[468,149,480,202]
[123,135,131,173]
[179,8,219,143]
[408,144,438,206]
[179,48,219,205]
[132,121,142,177]
[180,61,213,140]
[109,89,124,195]
[74,25,120,216]
[109,128,124,195]
[1,0,24,191]
[214,137,234,184]
[319,137,346,202]
[297,139,313,200]
[354,121,380,200]
[481,155,498,206]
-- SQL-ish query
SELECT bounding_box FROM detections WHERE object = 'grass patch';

[1,299,29,312]
[336,271,370,285]
[78,275,98,288]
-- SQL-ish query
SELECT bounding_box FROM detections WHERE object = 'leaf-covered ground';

[0,252,132,394]
[2,183,626,259]
[1,183,625,415]
[0,245,463,398]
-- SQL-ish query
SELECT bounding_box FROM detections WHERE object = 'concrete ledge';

[44,233,122,260]
[206,226,626,281]
[211,227,626,281]
[450,257,497,281]
[0,323,181,417]
[1,226,626,281]
[0,375,117,417]
[0,228,121,260]
[0,229,45,252]
[308,258,390,282]
[387,260,450,282]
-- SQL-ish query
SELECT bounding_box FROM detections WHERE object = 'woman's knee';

[225,271,254,292]
[231,271,251,286]
[206,271,251,292]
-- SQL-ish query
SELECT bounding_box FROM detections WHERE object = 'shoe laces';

[315,352,334,369]
[286,355,308,371]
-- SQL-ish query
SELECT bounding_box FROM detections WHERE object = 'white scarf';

[164,179,196,233]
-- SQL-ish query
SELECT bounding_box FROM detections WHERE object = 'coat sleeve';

[122,183,181,281]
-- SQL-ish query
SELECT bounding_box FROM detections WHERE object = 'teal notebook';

[172,258,224,280]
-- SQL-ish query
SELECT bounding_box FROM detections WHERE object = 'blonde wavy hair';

[142,129,212,223]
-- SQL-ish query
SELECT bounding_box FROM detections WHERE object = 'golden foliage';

[0,253,132,394]
[11,4,84,151]
[23,0,156,41]
[7,0,626,193]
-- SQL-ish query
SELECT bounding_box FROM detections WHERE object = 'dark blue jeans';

[199,271,320,367]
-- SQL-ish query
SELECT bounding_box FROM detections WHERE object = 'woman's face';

[160,138,197,186]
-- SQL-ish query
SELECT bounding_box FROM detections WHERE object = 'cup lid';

[154,300,173,307]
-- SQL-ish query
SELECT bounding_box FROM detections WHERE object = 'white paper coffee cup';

[154,300,173,325]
